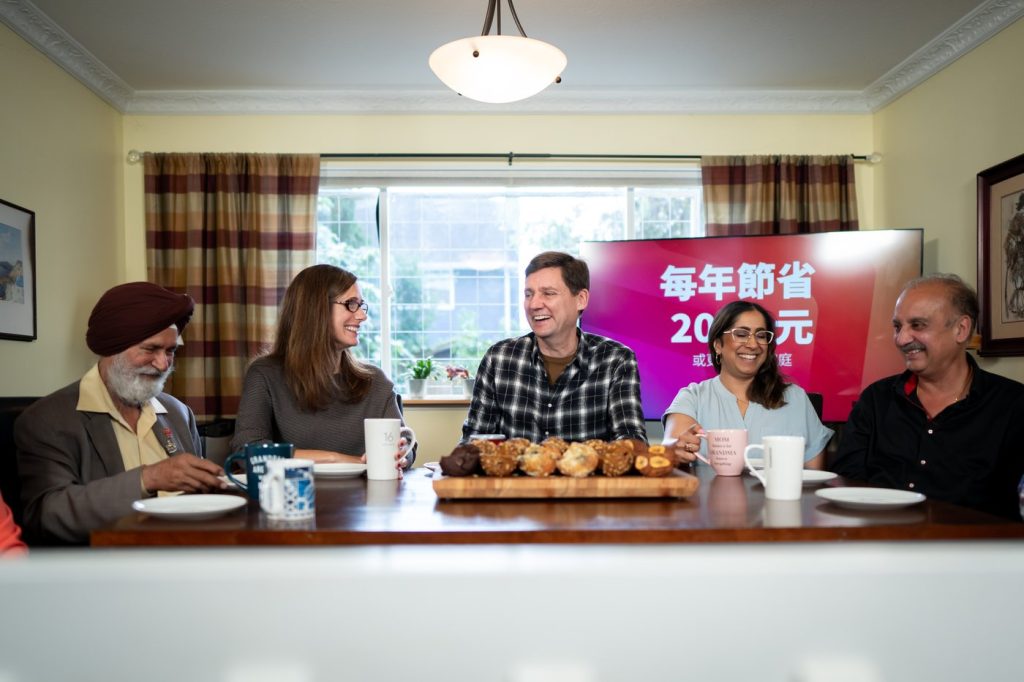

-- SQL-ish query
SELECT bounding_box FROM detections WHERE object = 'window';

[317,169,702,392]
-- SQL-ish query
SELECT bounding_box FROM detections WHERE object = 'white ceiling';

[2,0,1022,114]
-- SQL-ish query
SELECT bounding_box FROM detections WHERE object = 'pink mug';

[694,429,748,476]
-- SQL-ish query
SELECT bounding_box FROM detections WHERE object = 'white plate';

[219,474,244,489]
[802,470,838,487]
[815,487,926,510]
[423,462,439,472]
[313,463,367,479]
[132,495,246,520]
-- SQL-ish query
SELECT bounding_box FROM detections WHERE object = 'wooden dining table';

[90,465,1024,547]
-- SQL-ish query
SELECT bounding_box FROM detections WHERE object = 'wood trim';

[402,398,470,408]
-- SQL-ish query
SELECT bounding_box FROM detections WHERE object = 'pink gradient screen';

[580,230,922,422]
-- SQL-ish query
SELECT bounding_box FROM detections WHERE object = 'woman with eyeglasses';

[662,300,832,469]
[232,264,413,470]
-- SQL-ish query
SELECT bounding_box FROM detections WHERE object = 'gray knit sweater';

[231,356,407,460]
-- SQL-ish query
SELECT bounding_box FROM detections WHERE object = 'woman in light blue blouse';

[662,300,833,469]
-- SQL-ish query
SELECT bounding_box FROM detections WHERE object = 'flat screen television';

[580,229,923,422]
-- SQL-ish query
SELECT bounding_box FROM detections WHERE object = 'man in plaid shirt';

[462,251,647,444]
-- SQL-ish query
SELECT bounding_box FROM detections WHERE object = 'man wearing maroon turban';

[15,282,225,544]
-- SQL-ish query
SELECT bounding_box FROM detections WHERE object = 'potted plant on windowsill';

[408,359,436,398]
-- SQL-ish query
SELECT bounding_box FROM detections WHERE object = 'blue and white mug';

[258,458,316,520]
[223,442,294,500]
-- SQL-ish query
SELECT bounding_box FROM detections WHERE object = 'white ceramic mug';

[744,435,805,501]
[364,419,417,480]
[366,479,401,507]
[762,499,803,527]
[258,458,315,520]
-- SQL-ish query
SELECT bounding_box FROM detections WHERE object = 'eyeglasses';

[333,298,369,314]
[723,328,774,344]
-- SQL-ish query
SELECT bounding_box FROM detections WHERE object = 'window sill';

[403,397,471,408]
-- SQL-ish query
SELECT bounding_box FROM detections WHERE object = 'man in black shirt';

[833,274,1024,520]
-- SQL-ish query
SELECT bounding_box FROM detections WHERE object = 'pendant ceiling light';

[429,0,567,104]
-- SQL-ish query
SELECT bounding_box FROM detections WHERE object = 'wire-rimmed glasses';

[723,328,774,344]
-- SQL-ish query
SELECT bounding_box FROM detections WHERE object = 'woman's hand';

[664,415,704,463]
[394,437,415,478]
[355,439,411,478]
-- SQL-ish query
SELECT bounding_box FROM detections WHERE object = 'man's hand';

[141,454,224,494]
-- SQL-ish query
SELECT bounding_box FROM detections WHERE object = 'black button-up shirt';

[462,331,647,444]
[833,354,1024,520]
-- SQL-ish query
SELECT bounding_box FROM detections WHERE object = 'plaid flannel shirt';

[462,331,648,443]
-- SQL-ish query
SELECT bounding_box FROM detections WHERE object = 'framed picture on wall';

[0,198,36,342]
[978,152,1024,356]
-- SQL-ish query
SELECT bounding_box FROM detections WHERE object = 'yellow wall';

[401,406,468,463]
[0,24,122,394]
[874,16,1024,382]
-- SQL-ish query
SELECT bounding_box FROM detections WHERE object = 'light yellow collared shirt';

[77,364,170,493]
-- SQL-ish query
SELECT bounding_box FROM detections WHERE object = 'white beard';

[106,352,172,406]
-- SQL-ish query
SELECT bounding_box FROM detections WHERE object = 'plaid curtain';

[701,155,858,235]
[144,153,320,421]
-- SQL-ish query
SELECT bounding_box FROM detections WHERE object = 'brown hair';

[708,300,789,409]
[269,264,373,410]
[525,251,590,294]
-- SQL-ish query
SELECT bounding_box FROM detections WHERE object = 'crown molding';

[862,0,1024,111]
[0,0,132,109]
[2,0,1021,116]
[123,88,872,115]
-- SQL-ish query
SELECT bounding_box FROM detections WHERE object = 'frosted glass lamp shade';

[429,35,567,104]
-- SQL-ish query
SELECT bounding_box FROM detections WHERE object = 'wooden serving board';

[432,470,699,500]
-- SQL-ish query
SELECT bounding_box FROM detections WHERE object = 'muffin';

[502,438,532,457]
[541,436,570,454]
[599,440,635,477]
[556,442,600,478]
[476,439,518,477]
[616,438,645,453]
[470,439,499,458]
[439,443,481,477]
[518,443,560,477]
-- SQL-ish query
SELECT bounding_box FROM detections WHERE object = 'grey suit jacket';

[14,380,202,545]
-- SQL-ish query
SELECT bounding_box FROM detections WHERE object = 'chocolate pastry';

[439,443,481,477]
[635,444,677,477]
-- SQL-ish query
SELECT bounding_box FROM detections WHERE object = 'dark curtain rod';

[320,152,872,166]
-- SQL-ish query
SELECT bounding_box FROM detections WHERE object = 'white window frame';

[319,160,703,379]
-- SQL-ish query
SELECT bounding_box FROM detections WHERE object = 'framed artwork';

[978,152,1024,356]
[0,198,36,341]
